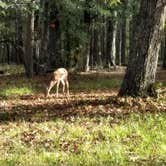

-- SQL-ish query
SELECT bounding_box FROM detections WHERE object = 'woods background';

[0,0,165,77]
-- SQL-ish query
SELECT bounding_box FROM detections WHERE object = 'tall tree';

[163,29,166,69]
[106,16,113,68]
[84,0,91,71]
[119,0,166,96]
[121,0,127,65]
[24,2,35,78]
[111,11,118,68]
[40,0,49,65]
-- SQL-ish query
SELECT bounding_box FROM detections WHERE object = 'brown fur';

[45,68,69,97]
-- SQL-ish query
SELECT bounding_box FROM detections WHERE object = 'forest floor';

[0,66,166,165]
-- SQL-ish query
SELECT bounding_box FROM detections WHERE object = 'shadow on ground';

[0,92,165,123]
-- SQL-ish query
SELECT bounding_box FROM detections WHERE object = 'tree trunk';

[163,30,166,69]
[33,39,40,74]
[6,43,10,64]
[85,25,91,72]
[92,25,99,67]
[16,12,25,67]
[116,21,122,66]
[111,11,118,69]
[84,0,91,72]
[119,0,166,97]
[85,43,90,72]
[65,20,71,68]
[40,0,49,65]
[48,8,61,68]
[15,8,23,64]
[0,45,1,63]
[98,20,103,67]
[89,22,94,69]
[24,7,35,78]
[101,15,107,67]
[121,0,127,65]
[106,16,113,68]
[121,17,126,65]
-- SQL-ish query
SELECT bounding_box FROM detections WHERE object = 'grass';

[0,73,121,98]
[0,113,166,165]
[72,78,121,91]
[0,87,33,97]
[0,65,166,165]
[0,64,24,75]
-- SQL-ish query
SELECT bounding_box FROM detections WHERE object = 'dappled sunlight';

[0,89,165,123]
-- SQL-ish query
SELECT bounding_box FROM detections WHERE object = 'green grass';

[72,78,121,91]
[0,74,121,98]
[0,113,166,165]
[0,75,41,98]
[0,87,33,97]
[0,64,24,75]
[0,65,166,165]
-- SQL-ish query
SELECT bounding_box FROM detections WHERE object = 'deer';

[45,68,69,97]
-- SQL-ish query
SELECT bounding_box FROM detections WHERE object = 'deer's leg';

[46,81,56,97]
[56,80,60,97]
[65,80,69,96]
[61,80,65,94]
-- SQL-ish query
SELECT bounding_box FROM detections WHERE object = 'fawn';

[45,68,69,97]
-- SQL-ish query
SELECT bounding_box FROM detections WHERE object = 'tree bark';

[163,30,166,69]
[92,25,99,67]
[116,21,122,66]
[101,15,107,67]
[121,17,126,65]
[121,0,127,65]
[106,16,113,68]
[40,0,49,65]
[84,0,91,72]
[65,20,71,68]
[48,7,61,68]
[111,11,118,69]
[85,24,91,72]
[119,0,166,96]
[24,6,35,78]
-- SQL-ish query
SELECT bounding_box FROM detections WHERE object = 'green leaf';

[0,1,7,9]
[0,10,6,16]
[109,0,121,6]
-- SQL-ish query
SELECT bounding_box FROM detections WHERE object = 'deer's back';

[54,68,68,80]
